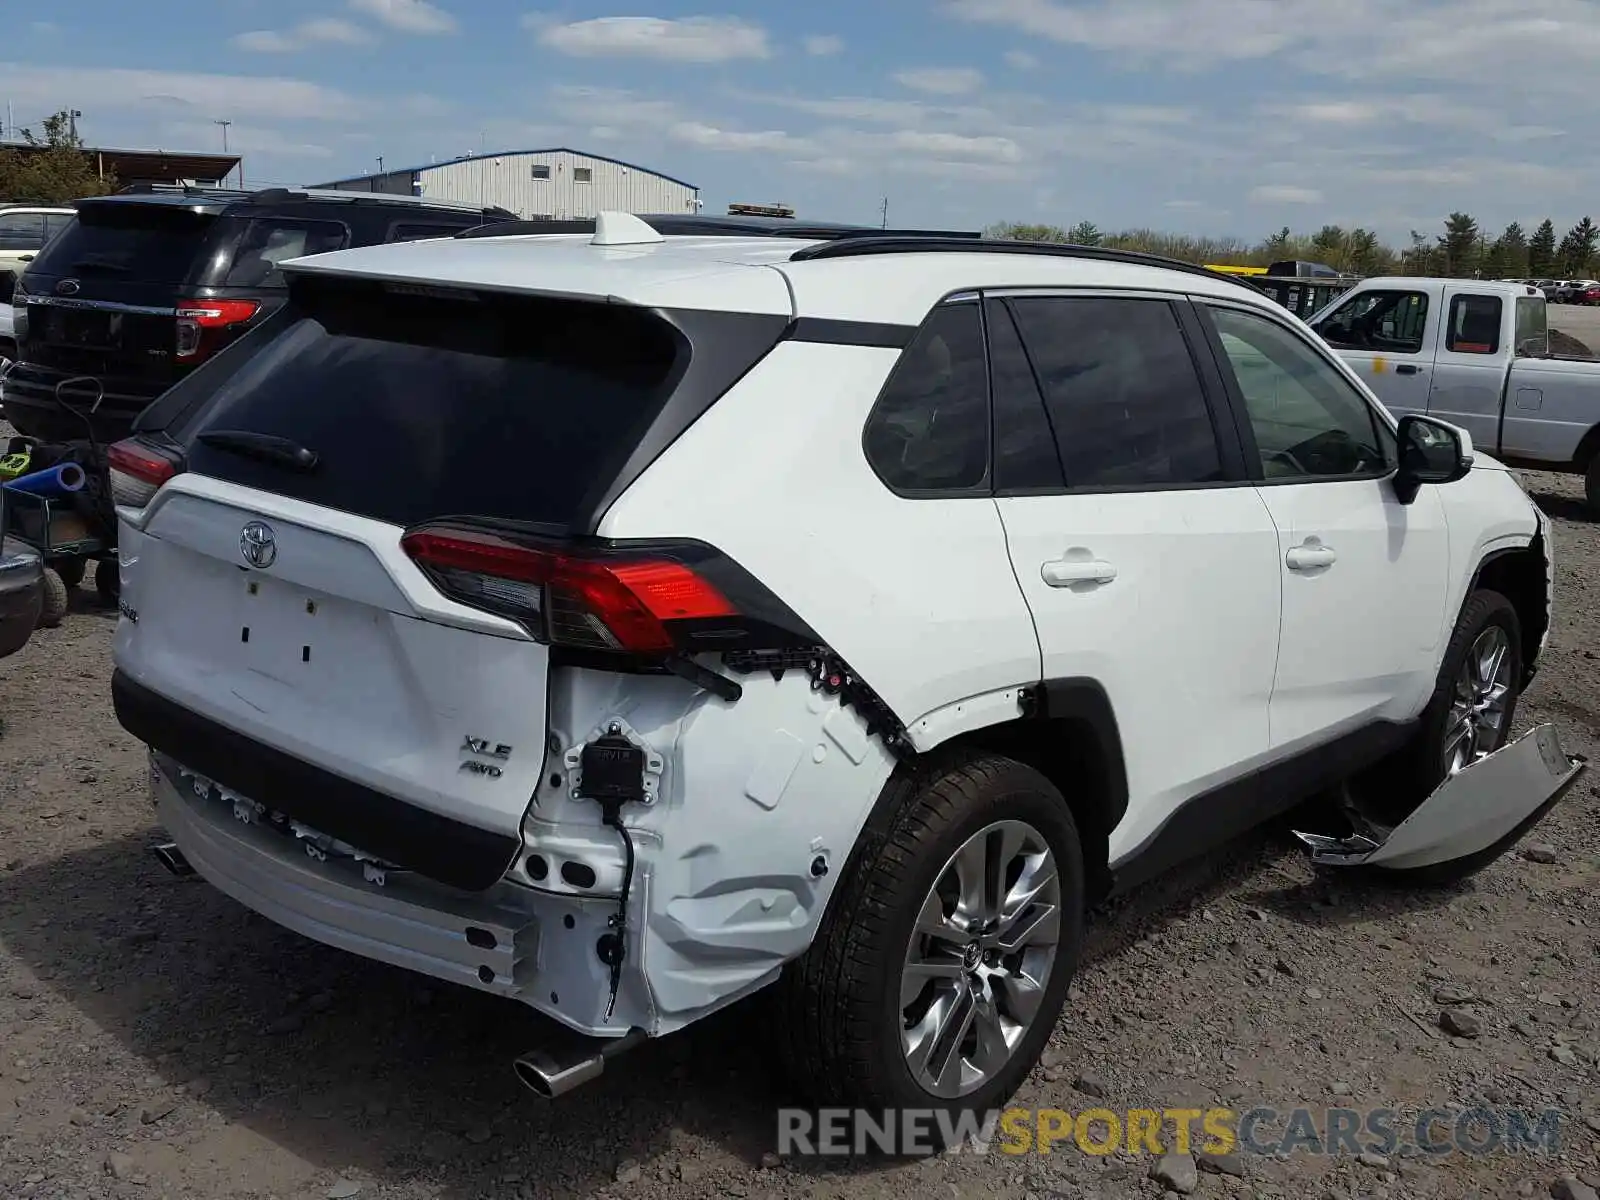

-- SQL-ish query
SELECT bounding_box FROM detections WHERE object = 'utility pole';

[880,196,888,229]
[376,155,384,175]
[213,119,231,153]
[68,108,83,142]
[4,100,11,141]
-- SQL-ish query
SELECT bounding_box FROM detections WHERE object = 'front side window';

[1314,289,1429,354]
[862,301,989,493]
[1207,305,1393,481]
[1447,294,1502,355]
[1006,295,1224,489]
[1514,296,1548,356]
[0,211,45,251]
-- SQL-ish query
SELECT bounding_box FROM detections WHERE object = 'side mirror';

[1394,414,1471,504]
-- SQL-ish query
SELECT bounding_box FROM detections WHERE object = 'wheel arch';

[1571,421,1600,472]
[1466,537,1548,688]
[901,677,1128,903]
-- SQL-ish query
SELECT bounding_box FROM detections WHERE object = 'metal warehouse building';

[310,147,699,221]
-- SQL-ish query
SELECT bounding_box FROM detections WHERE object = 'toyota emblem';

[239,520,277,569]
[55,278,80,296]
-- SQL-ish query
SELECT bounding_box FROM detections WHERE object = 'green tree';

[1529,219,1557,276]
[1557,217,1598,276]
[0,109,114,203]
[1438,212,1480,277]
[1066,220,1102,246]
[1493,222,1530,278]
[1310,224,1347,268]
[1345,227,1385,274]
[1263,226,1292,256]
[1403,230,1441,276]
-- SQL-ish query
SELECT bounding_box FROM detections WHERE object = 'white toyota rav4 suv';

[108,213,1585,1125]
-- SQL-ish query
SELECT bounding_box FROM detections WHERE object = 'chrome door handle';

[1042,558,1117,587]
[1286,544,1337,571]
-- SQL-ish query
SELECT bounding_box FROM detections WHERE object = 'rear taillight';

[401,526,740,654]
[108,437,184,507]
[175,299,260,362]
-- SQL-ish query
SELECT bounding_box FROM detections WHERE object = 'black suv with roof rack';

[2,185,515,442]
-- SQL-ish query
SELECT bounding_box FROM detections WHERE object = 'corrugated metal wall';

[415,151,697,219]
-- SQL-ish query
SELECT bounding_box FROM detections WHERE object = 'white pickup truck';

[1310,277,1600,514]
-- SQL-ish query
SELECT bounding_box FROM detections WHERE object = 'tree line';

[0,109,117,204]
[988,215,1600,280]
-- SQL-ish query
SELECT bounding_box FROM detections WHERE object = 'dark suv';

[3,186,514,442]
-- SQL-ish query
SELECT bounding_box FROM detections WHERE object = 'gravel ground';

[1,430,1598,1200]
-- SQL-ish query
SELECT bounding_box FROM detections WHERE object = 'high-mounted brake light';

[108,438,184,507]
[401,527,737,654]
[175,299,260,361]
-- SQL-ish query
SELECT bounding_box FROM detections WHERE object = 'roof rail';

[453,213,983,241]
[785,235,1264,292]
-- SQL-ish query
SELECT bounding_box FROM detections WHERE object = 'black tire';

[95,559,120,604]
[1362,589,1524,887]
[53,558,85,590]
[1585,455,1599,520]
[37,568,69,629]
[774,752,1084,1145]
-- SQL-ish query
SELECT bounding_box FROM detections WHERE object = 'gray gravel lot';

[1,394,1598,1198]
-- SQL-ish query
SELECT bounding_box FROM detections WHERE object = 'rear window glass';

[223,218,348,287]
[27,203,215,284]
[173,279,689,531]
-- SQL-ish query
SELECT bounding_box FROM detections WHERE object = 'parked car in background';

[0,537,44,657]
[3,186,516,443]
[108,217,1583,1126]
[0,205,77,359]
[1312,277,1600,514]
[1572,280,1600,306]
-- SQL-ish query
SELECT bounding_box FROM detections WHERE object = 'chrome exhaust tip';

[512,1027,646,1099]
[151,842,195,877]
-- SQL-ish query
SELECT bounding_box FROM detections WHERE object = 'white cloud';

[233,18,374,53]
[893,67,985,95]
[670,122,812,153]
[1250,185,1323,204]
[348,0,456,35]
[804,34,844,55]
[535,16,771,62]
[1,63,368,123]
[1004,50,1039,69]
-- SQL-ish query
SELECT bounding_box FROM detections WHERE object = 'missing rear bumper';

[1294,723,1586,870]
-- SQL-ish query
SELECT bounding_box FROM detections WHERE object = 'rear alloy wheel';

[776,753,1084,1141]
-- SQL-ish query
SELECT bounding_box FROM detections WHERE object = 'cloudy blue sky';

[5,0,1600,243]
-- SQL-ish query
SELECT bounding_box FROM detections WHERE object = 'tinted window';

[1515,296,1548,356]
[1315,289,1429,354]
[1006,296,1223,489]
[388,222,467,243]
[0,211,45,251]
[985,298,1064,490]
[173,278,692,530]
[1447,294,1501,355]
[224,218,348,287]
[1207,305,1392,481]
[27,203,215,284]
[42,213,74,241]
[863,301,989,493]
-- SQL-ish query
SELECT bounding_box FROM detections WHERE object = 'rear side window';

[986,298,1065,491]
[1446,295,1501,355]
[174,279,692,531]
[0,211,45,250]
[862,301,989,493]
[27,203,215,284]
[1515,296,1548,356]
[1006,296,1224,489]
[224,219,348,287]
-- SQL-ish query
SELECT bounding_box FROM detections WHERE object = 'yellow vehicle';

[1205,263,1269,277]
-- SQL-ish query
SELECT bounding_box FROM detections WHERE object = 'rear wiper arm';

[197,429,319,473]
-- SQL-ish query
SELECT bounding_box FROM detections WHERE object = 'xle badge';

[460,735,513,779]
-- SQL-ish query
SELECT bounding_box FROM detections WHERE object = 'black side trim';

[112,670,521,892]
[1107,718,1417,895]
[1035,678,1130,833]
[784,318,916,349]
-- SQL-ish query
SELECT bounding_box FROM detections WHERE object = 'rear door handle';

[1286,544,1337,571]
[16,255,33,263]
[1396,363,1422,375]
[1042,558,1117,587]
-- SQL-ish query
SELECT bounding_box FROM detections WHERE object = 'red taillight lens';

[401,527,736,654]
[108,438,183,507]
[175,299,260,361]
